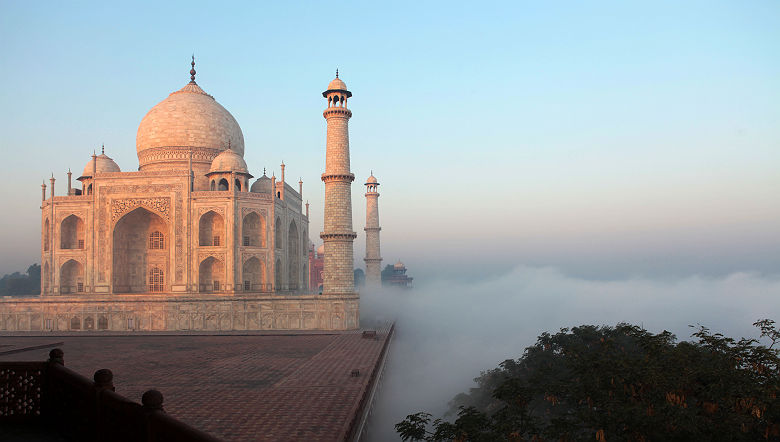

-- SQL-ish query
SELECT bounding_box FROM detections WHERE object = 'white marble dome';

[209,148,249,174]
[80,152,120,177]
[136,81,245,166]
[251,174,273,193]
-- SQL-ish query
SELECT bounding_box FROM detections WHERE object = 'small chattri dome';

[323,72,352,98]
[394,260,405,269]
[316,244,325,256]
[250,174,273,193]
[208,147,249,175]
[80,152,121,178]
[366,174,378,184]
[327,77,347,91]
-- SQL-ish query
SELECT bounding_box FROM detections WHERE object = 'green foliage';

[397,321,780,441]
[0,264,40,297]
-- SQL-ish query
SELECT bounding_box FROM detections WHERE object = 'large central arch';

[112,207,168,293]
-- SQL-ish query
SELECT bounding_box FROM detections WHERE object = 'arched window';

[87,184,92,195]
[210,180,216,191]
[275,259,283,291]
[70,316,81,330]
[288,221,299,290]
[275,218,282,249]
[199,211,224,246]
[43,262,50,294]
[235,179,242,191]
[149,267,164,292]
[242,212,265,247]
[60,215,85,249]
[218,178,229,191]
[84,316,94,330]
[149,231,164,249]
[44,219,50,251]
[98,316,109,330]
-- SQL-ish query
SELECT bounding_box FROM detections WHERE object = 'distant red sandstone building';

[382,260,413,289]
[309,244,324,293]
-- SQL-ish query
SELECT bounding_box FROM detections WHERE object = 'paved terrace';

[0,326,393,441]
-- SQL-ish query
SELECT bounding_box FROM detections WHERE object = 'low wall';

[0,293,359,332]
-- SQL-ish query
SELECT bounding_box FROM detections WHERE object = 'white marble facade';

[1,61,359,332]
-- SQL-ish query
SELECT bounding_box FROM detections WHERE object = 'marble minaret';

[320,72,357,294]
[363,173,382,286]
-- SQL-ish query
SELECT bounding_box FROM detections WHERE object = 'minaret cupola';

[323,69,352,110]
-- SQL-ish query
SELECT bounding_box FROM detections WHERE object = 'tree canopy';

[397,320,780,441]
[0,264,40,297]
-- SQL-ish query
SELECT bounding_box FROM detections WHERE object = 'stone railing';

[0,349,220,442]
[344,323,395,441]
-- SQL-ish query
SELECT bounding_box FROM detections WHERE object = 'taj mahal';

[0,59,383,332]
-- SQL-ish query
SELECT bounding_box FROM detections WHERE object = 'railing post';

[41,349,64,431]
[91,368,114,441]
[93,369,114,441]
[48,348,64,366]
[93,369,115,392]
[142,389,165,442]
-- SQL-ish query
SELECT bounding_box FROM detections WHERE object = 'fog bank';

[361,266,780,440]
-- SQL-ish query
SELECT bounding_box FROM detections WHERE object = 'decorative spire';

[263,167,266,176]
[190,54,196,83]
[336,68,339,78]
[227,139,231,150]
[101,143,105,155]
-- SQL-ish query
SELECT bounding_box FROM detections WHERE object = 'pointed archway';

[112,207,168,293]
[287,221,299,290]
[199,256,225,292]
[60,259,84,294]
[242,257,265,292]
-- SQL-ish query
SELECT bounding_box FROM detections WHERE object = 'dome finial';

[336,68,339,78]
[190,54,197,83]
[227,138,231,150]
[101,143,104,155]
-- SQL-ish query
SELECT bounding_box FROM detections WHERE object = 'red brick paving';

[0,327,392,441]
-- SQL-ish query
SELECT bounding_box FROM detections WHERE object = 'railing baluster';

[2,349,220,441]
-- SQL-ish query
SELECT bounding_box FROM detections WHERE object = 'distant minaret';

[320,71,357,295]
[364,173,382,287]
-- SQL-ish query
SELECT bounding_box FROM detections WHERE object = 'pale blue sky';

[1,1,778,279]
